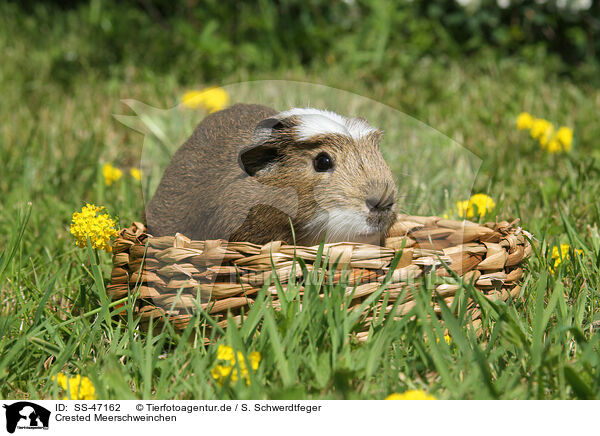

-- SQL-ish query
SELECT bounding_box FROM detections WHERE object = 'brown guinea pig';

[145,103,398,246]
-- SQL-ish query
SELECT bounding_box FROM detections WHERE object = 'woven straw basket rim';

[108,214,532,341]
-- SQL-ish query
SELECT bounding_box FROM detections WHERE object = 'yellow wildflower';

[249,352,261,371]
[212,364,235,382]
[216,344,235,361]
[181,87,229,113]
[530,118,553,141]
[555,126,573,151]
[386,390,436,400]
[437,334,452,344]
[516,112,534,130]
[546,139,563,154]
[129,168,142,181]
[211,345,261,386]
[52,373,97,400]
[102,163,122,186]
[538,126,554,149]
[455,200,470,218]
[466,194,495,218]
[70,204,118,252]
[517,113,573,153]
[448,193,495,219]
[550,244,583,273]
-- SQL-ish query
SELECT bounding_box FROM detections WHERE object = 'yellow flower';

[129,168,142,181]
[52,373,97,400]
[555,126,573,151]
[70,204,118,252]
[517,114,573,153]
[530,118,553,142]
[546,138,563,154]
[102,163,122,186]
[211,364,235,382]
[181,87,229,113]
[538,126,554,149]
[447,194,495,219]
[249,351,261,371]
[436,334,452,344]
[386,390,436,400]
[466,194,495,218]
[455,200,470,218]
[211,345,261,386]
[516,112,534,130]
[549,244,583,273]
[542,127,573,154]
[216,344,235,361]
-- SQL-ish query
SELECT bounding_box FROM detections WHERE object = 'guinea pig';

[145,103,398,246]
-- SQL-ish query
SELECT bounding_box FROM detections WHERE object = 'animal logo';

[2,402,50,433]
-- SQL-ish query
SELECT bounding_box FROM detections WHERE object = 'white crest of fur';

[279,108,378,142]
[303,208,377,244]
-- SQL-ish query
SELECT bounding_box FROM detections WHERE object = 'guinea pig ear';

[253,117,286,142]
[238,117,285,177]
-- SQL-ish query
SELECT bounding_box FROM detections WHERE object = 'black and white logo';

[2,402,50,433]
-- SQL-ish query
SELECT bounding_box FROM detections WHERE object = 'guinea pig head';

[238,108,398,246]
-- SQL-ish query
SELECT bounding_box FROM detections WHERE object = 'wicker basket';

[107,214,531,340]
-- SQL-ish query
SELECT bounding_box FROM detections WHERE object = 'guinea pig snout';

[365,194,395,213]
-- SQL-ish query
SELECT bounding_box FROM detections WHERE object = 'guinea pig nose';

[366,195,395,212]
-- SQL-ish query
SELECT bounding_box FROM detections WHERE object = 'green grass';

[2,5,600,400]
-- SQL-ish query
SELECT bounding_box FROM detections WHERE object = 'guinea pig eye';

[313,152,334,172]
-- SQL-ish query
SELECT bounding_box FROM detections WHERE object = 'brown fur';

[146,103,397,245]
